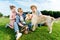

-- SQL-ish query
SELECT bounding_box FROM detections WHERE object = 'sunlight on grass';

[0,18,60,40]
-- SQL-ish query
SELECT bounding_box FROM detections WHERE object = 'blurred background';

[0,0,60,18]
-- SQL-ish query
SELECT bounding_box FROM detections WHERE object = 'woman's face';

[11,8,16,13]
[31,7,37,12]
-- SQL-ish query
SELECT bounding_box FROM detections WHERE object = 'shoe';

[23,22,26,24]
[16,33,22,40]
[5,24,10,28]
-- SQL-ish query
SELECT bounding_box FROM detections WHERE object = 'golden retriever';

[25,14,56,33]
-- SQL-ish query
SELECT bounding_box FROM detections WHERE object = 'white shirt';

[20,16,24,22]
[20,16,26,24]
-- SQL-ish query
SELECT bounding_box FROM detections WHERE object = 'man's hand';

[18,23,24,27]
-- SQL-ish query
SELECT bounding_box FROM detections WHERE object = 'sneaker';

[16,33,22,40]
[23,22,26,24]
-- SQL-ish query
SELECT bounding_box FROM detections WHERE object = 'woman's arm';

[10,14,16,20]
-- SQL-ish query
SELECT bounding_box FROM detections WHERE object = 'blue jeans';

[14,22,19,32]
[28,23,32,30]
[14,22,32,32]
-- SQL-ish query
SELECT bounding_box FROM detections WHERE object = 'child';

[6,5,16,29]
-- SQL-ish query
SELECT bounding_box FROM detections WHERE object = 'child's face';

[11,8,16,12]
[18,9,23,15]
[31,7,37,12]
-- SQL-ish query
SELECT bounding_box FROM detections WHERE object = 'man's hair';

[30,5,37,9]
[17,8,22,12]
[10,5,15,10]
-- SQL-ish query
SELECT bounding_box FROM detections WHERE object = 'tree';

[41,10,60,18]
[0,12,3,17]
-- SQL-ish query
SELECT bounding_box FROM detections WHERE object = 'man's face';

[31,7,37,12]
[18,9,23,15]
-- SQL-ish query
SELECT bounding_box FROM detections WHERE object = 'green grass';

[0,18,60,40]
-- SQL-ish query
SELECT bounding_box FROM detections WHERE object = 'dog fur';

[26,14,56,33]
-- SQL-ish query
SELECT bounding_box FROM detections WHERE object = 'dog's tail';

[51,17,55,21]
[55,17,60,21]
[51,17,60,22]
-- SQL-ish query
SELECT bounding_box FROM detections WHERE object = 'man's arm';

[16,15,24,27]
[18,23,24,27]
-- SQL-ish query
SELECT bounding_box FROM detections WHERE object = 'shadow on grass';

[0,25,16,40]
[0,23,59,40]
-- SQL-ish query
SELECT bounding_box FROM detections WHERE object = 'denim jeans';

[28,23,32,30]
[14,22,32,32]
[14,22,19,32]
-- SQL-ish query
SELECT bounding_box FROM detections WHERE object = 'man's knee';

[14,22,17,25]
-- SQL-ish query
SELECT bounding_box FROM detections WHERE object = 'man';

[14,8,31,40]
[14,8,26,40]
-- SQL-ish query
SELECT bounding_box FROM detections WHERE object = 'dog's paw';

[49,31,52,34]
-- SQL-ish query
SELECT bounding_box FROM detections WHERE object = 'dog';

[25,13,57,34]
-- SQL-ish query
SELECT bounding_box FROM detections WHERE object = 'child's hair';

[30,5,37,9]
[10,5,15,10]
[17,8,23,12]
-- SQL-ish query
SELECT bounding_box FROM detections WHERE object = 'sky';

[0,0,60,16]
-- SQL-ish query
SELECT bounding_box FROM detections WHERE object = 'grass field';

[0,18,60,40]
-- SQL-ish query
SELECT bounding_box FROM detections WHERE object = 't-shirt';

[20,16,24,22]
[10,12,16,20]
[32,10,42,16]
[20,15,26,24]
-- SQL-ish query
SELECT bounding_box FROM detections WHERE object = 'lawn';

[0,18,60,40]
